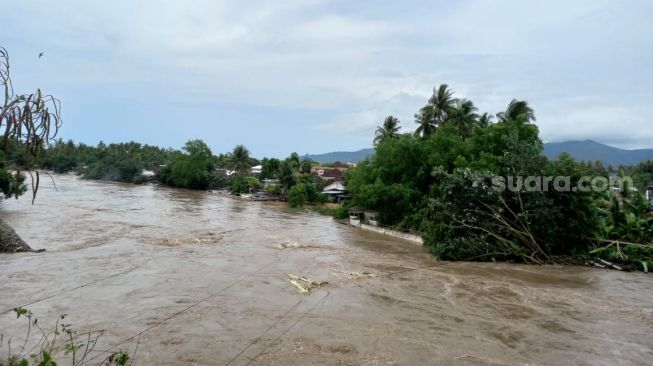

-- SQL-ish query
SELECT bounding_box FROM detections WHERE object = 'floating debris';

[140,233,223,247]
[287,273,328,294]
[274,241,303,250]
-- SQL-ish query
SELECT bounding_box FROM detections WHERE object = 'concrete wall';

[356,223,424,244]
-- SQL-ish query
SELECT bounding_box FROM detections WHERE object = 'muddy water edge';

[1,174,651,365]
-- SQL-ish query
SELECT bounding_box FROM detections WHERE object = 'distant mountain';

[543,140,653,166]
[304,140,653,166]
[303,148,374,164]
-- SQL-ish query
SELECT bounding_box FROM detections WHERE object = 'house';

[646,183,653,201]
[348,208,379,227]
[250,165,262,174]
[322,181,350,203]
[312,167,344,183]
[322,181,346,195]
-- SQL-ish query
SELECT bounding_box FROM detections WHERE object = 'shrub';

[132,174,149,184]
[288,183,307,208]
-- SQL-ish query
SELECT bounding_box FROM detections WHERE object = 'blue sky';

[1,0,652,158]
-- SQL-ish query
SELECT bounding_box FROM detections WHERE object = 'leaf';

[13,307,28,318]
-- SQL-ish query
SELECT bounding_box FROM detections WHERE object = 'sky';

[1,0,652,158]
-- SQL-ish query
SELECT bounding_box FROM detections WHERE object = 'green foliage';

[307,203,350,219]
[167,140,215,189]
[299,159,313,174]
[260,158,281,179]
[229,175,259,194]
[131,174,149,185]
[374,115,400,144]
[598,189,653,244]
[264,183,282,195]
[288,183,307,208]
[278,160,296,189]
[347,85,609,264]
[40,140,174,183]
[230,145,251,175]
[0,166,26,198]
[2,308,132,366]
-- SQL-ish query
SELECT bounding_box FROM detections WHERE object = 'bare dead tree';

[0,47,61,203]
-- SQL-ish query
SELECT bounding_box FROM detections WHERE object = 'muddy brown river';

[1,174,651,365]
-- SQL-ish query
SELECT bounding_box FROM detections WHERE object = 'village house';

[321,181,350,203]
[250,165,262,175]
[311,166,345,183]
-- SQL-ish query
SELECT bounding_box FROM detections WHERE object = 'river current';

[1,174,651,365]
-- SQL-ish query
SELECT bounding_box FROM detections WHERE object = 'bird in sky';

[38,52,44,58]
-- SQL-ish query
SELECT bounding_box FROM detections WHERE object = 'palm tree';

[231,145,251,175]
[414,105,436,137]
[478,112,493,127]
[451,99,478,138]
[415,84,457,137]
[497,99,536,123]
[374,115,401,144]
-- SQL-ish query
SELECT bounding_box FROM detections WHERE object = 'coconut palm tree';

[374,115,401,144]
[415,84,457,137]
[478,112,493,127]
[414,105,436,137]
[497,99,536,123]
[231,144,251,175]
[451,99,478,138]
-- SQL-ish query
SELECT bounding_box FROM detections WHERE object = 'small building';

[348,208,379,227]
[322,181,346,195]
[322,181,349,203]
[646,183,653,201]
[312,167,344,183]
[141,170,156,177]
[250,165,262,175]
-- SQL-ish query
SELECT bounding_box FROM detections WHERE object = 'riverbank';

[1,174,652,365]
[0,220,31,253]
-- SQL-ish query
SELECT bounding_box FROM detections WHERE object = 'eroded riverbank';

[1,175,651,365]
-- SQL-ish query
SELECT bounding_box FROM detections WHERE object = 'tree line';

[346,84,652,269]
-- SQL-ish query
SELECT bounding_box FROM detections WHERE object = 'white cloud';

[1,0,652,152]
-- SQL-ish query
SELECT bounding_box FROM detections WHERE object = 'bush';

[230,175,249,194]
[288,183,307,208]
[333,205,350,219]
[132,174,149,184]
[264,183,282,195]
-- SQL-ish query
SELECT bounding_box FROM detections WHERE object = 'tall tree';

[287,152,301,172]
[478,112,493,127]
[230,145,251,175]
[497,99,536,123]
[374,115,401,144]
[451,99,478,138]
[415,84,457,137]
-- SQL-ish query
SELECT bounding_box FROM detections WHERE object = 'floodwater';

[1,175,651,366]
